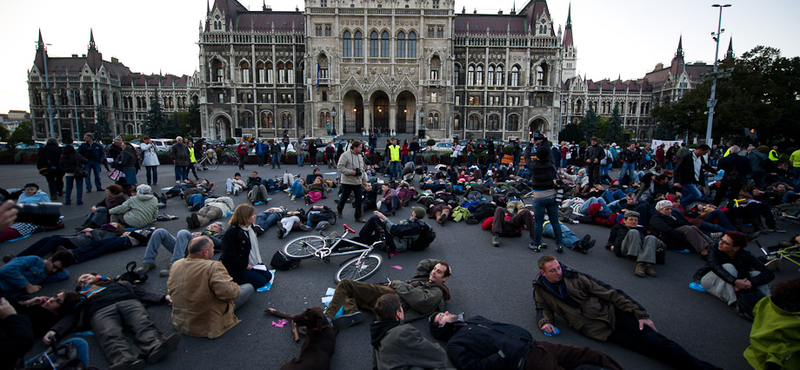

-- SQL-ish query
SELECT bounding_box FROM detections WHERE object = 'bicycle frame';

[305,225,380,260]
[759,241,800,269]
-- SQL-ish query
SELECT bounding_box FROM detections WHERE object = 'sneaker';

[491,234,500,248]
[645,264,657,277]
[277,224,286,239]
[159,268,170,277]
[556,245,564,253]
[635,263,646,277]
[773,227,786,233]
[529,243,546,252]
[689,282,708,293]
[290,195,296,201]
[437,214,447,225]
[579,234,591,249]
[134,262,156,275]
[147,333,181,364]
[332,311,364,329]
[584,239,596,252]
[356,218,366,223]
[253,224,266,236]
[710,232,723,239]
[316,221,330,231]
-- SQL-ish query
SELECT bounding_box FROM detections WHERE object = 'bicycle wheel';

[211,156,220,170]
[335,253,382,283]
[284,236,326,259]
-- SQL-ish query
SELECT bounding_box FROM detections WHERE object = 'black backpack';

[308,208,337,225]
[115,261,149,285]
[270,251,301,271]
[408,222,436,251]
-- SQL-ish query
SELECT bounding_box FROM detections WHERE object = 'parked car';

[151,138,175,152]
[204,140,225,149]
[421,141,453,153]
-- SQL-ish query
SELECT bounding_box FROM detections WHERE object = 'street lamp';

[72,89,80,139]
[330,107,337,136]
[705,4,731,145]
[41,42,56,138]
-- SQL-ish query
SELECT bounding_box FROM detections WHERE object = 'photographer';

[0,184,62,243]
[336,140,369,222]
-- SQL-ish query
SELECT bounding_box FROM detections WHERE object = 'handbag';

[108,169,125,182]
[24,340,85,370]
[74,158,88,179]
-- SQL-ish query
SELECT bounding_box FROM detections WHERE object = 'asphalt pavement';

[1,163,797,370]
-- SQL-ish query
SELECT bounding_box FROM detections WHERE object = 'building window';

[278,62,285,83]
[241,61,250,84]
[467,114,482,130]
[432,0,439,9]
[430,91,437,103]
[506,114,519,131]
[427,26,434,39]
[476,65,483,86]
[495,65,503,85]
[454,114,461,130]
[536,64,548,86]
[354,31,363,57]
[396,32,405,58]
[469,95,480,105]
[454,65,460,85]
[370,31,379,57]
[315,25,323,36]
[487,66,495,86]
[325,25,332,37]
[427,113,439,129]
[437,27,444,38]
[256,62,265,83]
[468,65,475,86]
[213,60,223,82]
[381,31,390,58]
[266,62,273,83]
[218,93,224,103]
[261,112,273,128]
[343,31,352,57]
[320,0,327,7]
[511,65,519,87]
[487,114,500,131]
[281,113,293,129]
[286,62,294,83]
[408,31,416,58]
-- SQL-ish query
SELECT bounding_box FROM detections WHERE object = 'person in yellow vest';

[186,138,200,181]
[388,138,401,181]
[768,146,780,162]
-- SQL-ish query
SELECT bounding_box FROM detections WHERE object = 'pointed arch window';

[397,32,406,58]
[370,31,379,57]
[454,64,461,85]
[407,31,416,58]
[277,62,285,83]
[476,65,483,86]
[468,65,475,86]
[212,59,223,82]
[496,65,503,85]
[510,65,520,87]
[381,31,390,58]
[354,31,363,57]
[487,114,501,131]
[261,112,273,128]
[506,114,520,131]
[256,62,265,83]
[467,114,482,131]
[241,61,250,84]
[343,31,352,57]
[286,62,294,83]
[266,62,274,84]
[487,66,495,86]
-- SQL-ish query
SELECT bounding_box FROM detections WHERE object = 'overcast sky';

[2,0,798,114]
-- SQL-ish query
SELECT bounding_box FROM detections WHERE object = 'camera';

[0,192,62,226]
[354,168,362,176]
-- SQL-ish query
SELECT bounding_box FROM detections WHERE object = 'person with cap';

[585,137,606,187]
[533,255,721,370]
[370,294,452,370]
[649,199,715,258]
[607,210,662,277]
[324,259,451,329]
[225,172,246,195]
[430,311,623,370]
[352,208,432,254]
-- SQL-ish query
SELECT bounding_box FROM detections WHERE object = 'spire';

[207,0,210,14]
[674,35,684,60]
[88,28,97,51]
[562,2,573,47]
[725,37,734,60]
[566,2,572,29]
[86,29,103,72]
[34,29,48,71]
[37,29,44,48]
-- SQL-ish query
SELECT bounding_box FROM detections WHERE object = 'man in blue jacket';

[0,251,72,298]
[78,133,107,192]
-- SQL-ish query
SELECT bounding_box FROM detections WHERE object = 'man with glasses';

[0,251,72,298]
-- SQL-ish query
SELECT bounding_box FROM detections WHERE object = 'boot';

[635,262,646,277]
[645,264,657,277]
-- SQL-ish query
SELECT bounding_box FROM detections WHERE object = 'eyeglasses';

[719,239,733,246]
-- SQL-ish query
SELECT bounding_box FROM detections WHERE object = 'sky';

[2,0,799,114]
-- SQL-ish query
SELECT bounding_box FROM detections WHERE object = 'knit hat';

[412,207,426,219]
[655,200,673,211]
[23,183,39,190]
[624,211,640,219]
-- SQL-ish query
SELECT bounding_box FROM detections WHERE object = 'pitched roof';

[454,15,527,35]
[236,12,304,32]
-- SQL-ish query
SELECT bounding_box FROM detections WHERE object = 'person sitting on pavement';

[351,208,432,254]
[324,259,451,328]
[607,211,662,277]
[533,255,720,370]
[696,231,775,319]
[245,171,263,191]
[220,204,273,289]
[306,166,324,185]
[108,184,158,229]
[0,183,61,243]
[649,199,715,258]
[430,311,624,370]
[378,183,402,215]
[743,276,800,370]
[225,173,245,195]
[6,222,123,260]
[78,184,126,229]
[370,294,451,370]
[307,176,330,201]
[287,177,309,202]
[187,196,234,230]
[136,222,226,277]
[488,205,535,249]
[45,272,180,370]
[168,236,253,339]
[0,252,72,298]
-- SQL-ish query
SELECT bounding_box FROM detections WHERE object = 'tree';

[186,102,201,138]
[0,125,9,141]
[94,106,112,141]
[580,107,599,142]
[143,92,180,139]
[605,106,624,144]
[9,121,33,147]
[558,122,583,143]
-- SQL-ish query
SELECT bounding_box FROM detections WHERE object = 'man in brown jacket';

[167,236,254,339]
[533,255,720,370]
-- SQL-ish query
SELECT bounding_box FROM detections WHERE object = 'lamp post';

[41,42,55,138]
[418,107,425,139]
[330,107,337,136]
[705,4,731,145]
[72,89,80,139]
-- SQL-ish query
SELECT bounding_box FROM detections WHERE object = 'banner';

[651,140,683,149]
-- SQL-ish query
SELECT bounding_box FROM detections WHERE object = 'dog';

[266,307,338,370]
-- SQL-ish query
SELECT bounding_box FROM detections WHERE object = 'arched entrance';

[343,90,364,134]
[395,91,416,134]
[213,115,231,141]
[372,91,389,135]
[529,117,548,139]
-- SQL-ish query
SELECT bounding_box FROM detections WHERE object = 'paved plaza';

[1,163,797,370]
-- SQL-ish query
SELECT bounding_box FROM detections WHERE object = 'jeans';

[82,206,109,227]
[560,158,568,168]
[700,209,736,232]
[64,175,83,204]
[84,161,103,191]
[379,195,401,214]
[72,237,133,264]
[90,299,162,365]
[580,197,611,215]
[143,229,191,265]
[389,161,401,180]
[543,222,579,246]
[602,189,626,203]
[256,212,281,231]
[25,338,89,368]
[297,154,305,166]
[620,162,635,182]
[145,166,158,184]
[18,236,73,257]
[257,153,265,166]
[533,197,564,246]
[289,180,306,198]
[271,153,281,168]
[187,193,206,208]
[188,163,198,179]
[607,307,714,370]
[467,153,474,167]
[174,166,188,183]
[680,183,709,207]
[230,268,272,288]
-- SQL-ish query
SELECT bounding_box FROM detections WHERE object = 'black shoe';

[86,189,92,193]
[253,224,265,236]
[584,239,596,252]
[147,333,181,364]
[580,234,591,248]
[2,254,14,263]
[277,224,286,239]
[556,245,564,253]
[332,311,364,329]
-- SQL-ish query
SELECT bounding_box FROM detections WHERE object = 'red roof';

[236,12,304,32]
[454,15,527,35]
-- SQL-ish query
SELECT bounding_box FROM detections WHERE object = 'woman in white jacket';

[140,136,161,185]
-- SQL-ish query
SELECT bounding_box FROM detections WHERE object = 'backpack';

[408,222,436,251]
[308,208,337,225]
[270,251,302,271]
[307,191,323,203]
[23,341,87,370]
[115,261,149,285]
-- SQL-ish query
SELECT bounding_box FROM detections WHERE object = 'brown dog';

[266,307,339,370]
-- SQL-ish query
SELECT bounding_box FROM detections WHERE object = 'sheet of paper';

[253,264,267,271]
[325,287,336,296]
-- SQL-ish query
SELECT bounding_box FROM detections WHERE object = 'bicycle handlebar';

[343,224,356,234]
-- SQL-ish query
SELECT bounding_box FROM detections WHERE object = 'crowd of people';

[0,131,798,370]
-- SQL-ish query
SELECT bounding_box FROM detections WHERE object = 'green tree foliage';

[581,107,599,142]
[0,124,9,141]
[605,106,624,144]
[558,122,583,143]
[94,106,113,141]
[143,92,180,139]
[186,102,201,138]
[9,121,33,147]
[652,46,800,147]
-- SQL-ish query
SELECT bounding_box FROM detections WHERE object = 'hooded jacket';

[445,316,533,370]
[108,193,158,228]
[388,259,450,322]
[370,320,451,370]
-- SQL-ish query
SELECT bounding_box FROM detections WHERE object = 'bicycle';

[283,224,384,283]
[196,150,220,170]
[758,239,800,272]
